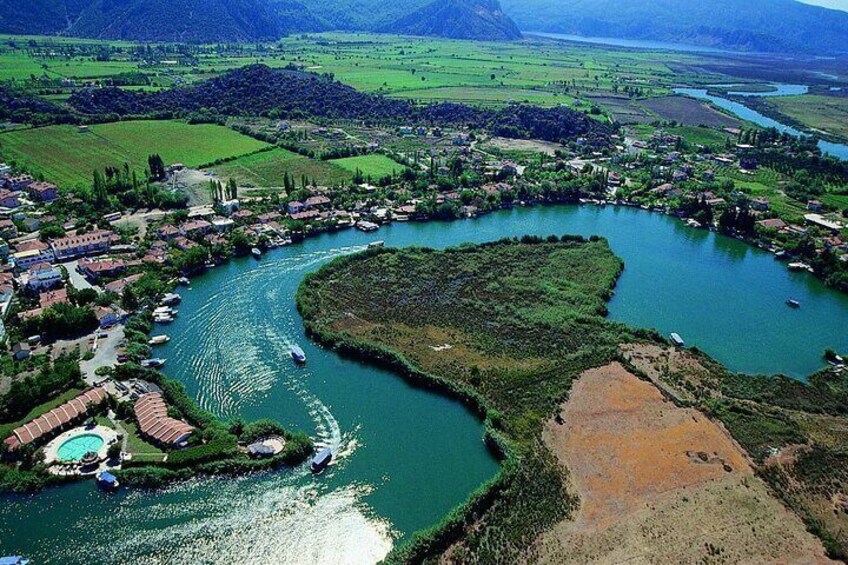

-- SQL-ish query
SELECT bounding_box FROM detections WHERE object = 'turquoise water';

[1,205,847,563]
[674,86,848,160]
[56,434,104,462]
[528,31,731,53]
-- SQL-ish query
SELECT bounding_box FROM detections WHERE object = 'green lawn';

[769,95,848,139]
[330,154,406,178]
[0,388,83,439]
[209,147,351,188]
[121,420,166,462]
[0,120,269,188]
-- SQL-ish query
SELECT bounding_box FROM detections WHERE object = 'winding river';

[2,205,848,564]
[674,84,848,160]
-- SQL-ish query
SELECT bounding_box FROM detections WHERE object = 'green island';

[297,238,848,562]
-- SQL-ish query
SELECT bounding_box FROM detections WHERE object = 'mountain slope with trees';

[380,0,521,40]
[503,0,848,54]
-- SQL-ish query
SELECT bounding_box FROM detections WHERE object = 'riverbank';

[296,239,848,561]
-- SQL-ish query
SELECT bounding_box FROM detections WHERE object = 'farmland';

[208,147,352,189]
[767,95,848,140]
[0,120,268,188]
[329,154,407,178]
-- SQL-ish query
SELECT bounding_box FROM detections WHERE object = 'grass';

[329,154,406,178]
[0,388,83,439]
[0,120,268,188]
[768,95,848,139]
[208,147,351,188]
[297,237,631,562]
[120,420,166,462]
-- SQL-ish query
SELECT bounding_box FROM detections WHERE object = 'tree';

[148,154,166,181]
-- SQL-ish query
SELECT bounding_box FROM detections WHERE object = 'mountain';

[500,0,848,54]
[0,0,89,35]
[381,0,521,40]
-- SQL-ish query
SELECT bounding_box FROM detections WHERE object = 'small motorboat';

[251,248,262,259]
[0,556,31,565]
[140,358,166,369]
[786,298,801,309]
[153,314,174,324]
[161,293,181,305]
[149,335,170,346]
[291,344,306,364]
[177,277,191,286]
[96,471,120,491]
[367,241,385,249]
[311,447,332,473]
[669,333,685,348]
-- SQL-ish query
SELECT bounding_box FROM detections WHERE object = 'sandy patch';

[534,362,833,564]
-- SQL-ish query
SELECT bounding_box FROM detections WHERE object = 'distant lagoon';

[526,32,733,53]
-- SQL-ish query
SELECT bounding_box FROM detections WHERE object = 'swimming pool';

[56,434,105,462]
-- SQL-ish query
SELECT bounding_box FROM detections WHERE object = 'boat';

[368,241,385,249]
[148,335,170,346]
[153,314,174,324]
[291,344,306,364]
[0,557,31,565]
[153,306,178,317]
[788,262,812,272]
[161,293,181,305]
[251,247,262,258]
[311,447,332,473]
[177,277,191,286]
[140,358,166,369]
[786,298,801,309]
[96,471,120,491]
[669,333,685,348]
[356,221,380,232]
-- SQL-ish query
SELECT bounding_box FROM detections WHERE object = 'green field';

[329,154,406,178]
[0,120,268,188]
[768,95,848,139]
[208,147,352,188]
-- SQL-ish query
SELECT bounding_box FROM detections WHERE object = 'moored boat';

[140,358,166,369]
[311,447,332,473]
[153,314,174,324]
[786,298,801,309]
[670,332,685,348]
[0,556,31,565]
[291,344,306,364]
[368,241,385,249]
[96,471,120,491]
[149,335,170,346]
[161,293,181,305]
[251,248,262,258]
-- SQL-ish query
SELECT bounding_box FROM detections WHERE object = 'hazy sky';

[799,0,848,11]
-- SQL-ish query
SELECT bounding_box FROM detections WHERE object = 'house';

[219,199,240,215]
[104,273,144,294]
[180,219,212,237]
[0,190,20,209]
[94,306,120,328]
[50,230,112,260]
[27,181,59,202]
[39,288,68,309]
[287,201,305,215]
[12,240,54,269]
[211,216,235,232]
[289,210,321,222]
[11,342,30,361]
[304,195,331,210]
[172,236,197,251]
[804,214,843,234]
[0,218,17,239]
[231,209,254,221]
[25,262,62,292]
[21,217,40,232]
[156,224,180,241]
[3,388,108,450]
[78,257,126,282]
[751,198,770,212]
[758,218,787,230]
[3,174,33,191]
[257,212,282,224]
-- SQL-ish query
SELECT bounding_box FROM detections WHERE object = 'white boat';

[291,344,306,364]
[251,248,262,258]
[153,306,178,317]
[177,277,191,286]
[149,335,170,346]
[153,314,174,324]
[161,293,181,305]
[670,333,685,348]
[141,358,166,369]
[368,241,385,249]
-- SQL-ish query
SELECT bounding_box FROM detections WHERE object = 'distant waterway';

[674,86,848,160]
[2,205,847,563]
[527,32,731,53]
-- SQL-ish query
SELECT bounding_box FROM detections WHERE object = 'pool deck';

[43,425,119,474]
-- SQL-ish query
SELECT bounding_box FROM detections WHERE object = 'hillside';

[381,0,521,40]
[503,0,848,54]
[67,65,609,144]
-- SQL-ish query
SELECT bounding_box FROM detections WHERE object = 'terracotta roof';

[4,388,107,449]
[133,393,195,446]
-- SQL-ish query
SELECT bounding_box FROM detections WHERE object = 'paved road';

[64,260,99,291]
[81,325,125,385]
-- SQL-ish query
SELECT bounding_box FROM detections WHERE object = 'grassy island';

[297,237,848,563]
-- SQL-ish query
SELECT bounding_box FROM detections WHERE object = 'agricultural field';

[640,95,740,127]
[628,124,733,147]
[329,154,406,178]
[768,95,848,140]
[0,120,268,188]
[208,147,352,189]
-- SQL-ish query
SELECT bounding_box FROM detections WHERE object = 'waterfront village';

[0,115,846,493]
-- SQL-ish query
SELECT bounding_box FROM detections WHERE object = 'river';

[2,204,847,564]
[674,85,848,160]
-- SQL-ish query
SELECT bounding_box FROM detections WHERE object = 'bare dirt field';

[642,96,741,128]
[533,362,832,564]
[480,136,563,156]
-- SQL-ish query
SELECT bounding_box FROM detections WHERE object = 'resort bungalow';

[50,230,113,261]
[2,388,107,451]
[133,392,195,447]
